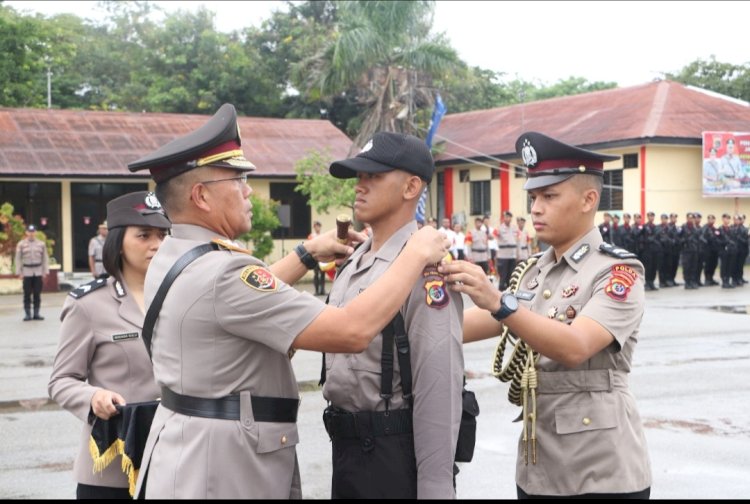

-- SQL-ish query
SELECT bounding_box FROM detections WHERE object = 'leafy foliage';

[238,194,280,261]
[294,149,356,216]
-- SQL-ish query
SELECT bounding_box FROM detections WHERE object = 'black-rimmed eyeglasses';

[200,173,248,185]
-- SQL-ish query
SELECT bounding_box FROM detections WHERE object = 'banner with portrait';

[702,131,750,197]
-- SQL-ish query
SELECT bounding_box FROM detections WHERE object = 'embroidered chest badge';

[561,284,578,298]
[240,265,278,292]
[604,264,639,301]
[424,279,450,309]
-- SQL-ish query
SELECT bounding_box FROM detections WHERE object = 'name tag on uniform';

[515,290,535,301]
[112,332,139,341]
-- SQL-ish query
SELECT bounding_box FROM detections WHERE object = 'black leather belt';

[323,406,412,439]
[23,263,42,267]
[160,387,299,422]
[471,248,487,252]
[95,259,103,262]
[498,244,516,248]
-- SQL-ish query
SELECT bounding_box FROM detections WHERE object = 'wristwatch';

[294,243,318,270]
[491,292,519,321]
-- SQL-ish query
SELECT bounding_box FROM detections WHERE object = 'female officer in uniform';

[440,132,652,499]
[48,191,171,499]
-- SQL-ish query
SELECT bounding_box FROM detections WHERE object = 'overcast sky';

[7,1,750,87]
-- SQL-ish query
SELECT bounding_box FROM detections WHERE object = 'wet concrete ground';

[1,278,749,499]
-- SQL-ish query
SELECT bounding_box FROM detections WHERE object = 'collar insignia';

[571,244,590,263]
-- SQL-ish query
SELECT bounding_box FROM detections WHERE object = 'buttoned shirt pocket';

[554,395,617,435]
[239,391,299,454]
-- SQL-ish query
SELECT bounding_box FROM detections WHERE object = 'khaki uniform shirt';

[15,238,49,277]
[48,277,159,488]
[323,221,464,499]
[88,236,106,277]
[495,223,518,260]
[517,229,531,261]
[466,228,489,263]
[513,227,651,495]
[135,224,325,499]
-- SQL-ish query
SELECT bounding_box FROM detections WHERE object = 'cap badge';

[578,165,586,172]
[360,139,373,154]
[144,192,162,210]
[521,138,537,167]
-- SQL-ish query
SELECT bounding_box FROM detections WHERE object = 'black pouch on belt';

[455,380,480,463]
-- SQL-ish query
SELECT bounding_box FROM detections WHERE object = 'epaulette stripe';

[598,243,638,259]
[68,278,108,299]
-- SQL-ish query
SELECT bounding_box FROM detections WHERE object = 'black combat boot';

[23,309,32,321]
[33,308,44,320]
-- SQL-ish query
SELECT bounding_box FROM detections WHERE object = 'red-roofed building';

[428,80,750,236]
[0,108,352,273]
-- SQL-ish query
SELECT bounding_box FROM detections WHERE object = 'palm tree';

[293,0,462,152]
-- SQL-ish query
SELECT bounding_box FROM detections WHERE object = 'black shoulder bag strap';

[141,243,218,360]
[380,312,411,411]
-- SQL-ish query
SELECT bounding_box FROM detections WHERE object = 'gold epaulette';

[211,238,253,255]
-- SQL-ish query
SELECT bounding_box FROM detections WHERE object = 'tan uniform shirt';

[466,228,489,263]
[517,229,531,261]
[48,277,159,488]
[495,223,518,260]
[513,227,651,495]
[323,221,464,499]
[135,224,325,499]
[88,236,106,277]
[15,238,49,277]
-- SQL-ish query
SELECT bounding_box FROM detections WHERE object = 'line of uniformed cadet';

[600,211,748,290]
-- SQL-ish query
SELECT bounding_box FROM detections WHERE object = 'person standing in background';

[48,191,171,499]
[438,217,457,259]
[453,222,466,260]
[516,216,531,263]
[598,212,613,243]
[494,210,517,291]
[466,217,489,275]
[733,214,748,286]
[15,224,49,321]
[88,222,109,279]
[308,220,326,296]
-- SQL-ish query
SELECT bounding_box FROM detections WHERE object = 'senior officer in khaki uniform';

[322,132,464,499]
[15,224,49,321]
[48,191,171,499]
[440,131,651,499]
[127,104,451,500]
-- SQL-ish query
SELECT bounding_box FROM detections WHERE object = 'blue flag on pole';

[416,93,447,223]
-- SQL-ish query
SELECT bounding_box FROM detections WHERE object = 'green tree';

[294,149,356,216]
[665,56,750,103]
[293,0,462,150]
[238,194,280,260]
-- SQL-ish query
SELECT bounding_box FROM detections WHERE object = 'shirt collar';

[536,227,603,273]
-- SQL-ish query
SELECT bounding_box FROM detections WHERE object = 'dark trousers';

[720,251,736,282]
[496,258,515,291]
[456,249,465,260]
[734,248,748,282]
[76,483,131,499]
[669,251,681,282]
[658,252,672,285]
[312,265,326,295]
[22,275,43,313]
[641,250,659,286]
[475,260,489,275]
[331,432,418,499]
[703,250,719,281]
[682,251,699,285]
[518,485,650,500]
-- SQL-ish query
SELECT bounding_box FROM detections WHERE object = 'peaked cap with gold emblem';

[127,103,256,183]
[515,131,620,190]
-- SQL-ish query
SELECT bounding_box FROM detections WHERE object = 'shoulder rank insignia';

[240,265,278,292]
[570,243,590,263]
[598,242,638,259]
[212,238,253,255]
[68,278,108,299]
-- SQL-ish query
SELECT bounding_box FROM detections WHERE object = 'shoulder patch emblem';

[599,242,638,259]
[68,278,108,299]
[424,278,450,309]
[240,265,278,292]
[604,264,639,301]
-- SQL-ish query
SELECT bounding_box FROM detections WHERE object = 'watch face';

[504,293,519,311]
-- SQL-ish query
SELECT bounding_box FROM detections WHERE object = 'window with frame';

[470,180,491,216]
[600,170,624,211]
[270,182,311,239]
[623,153,638,169]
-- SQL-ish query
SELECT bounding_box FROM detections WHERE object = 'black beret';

[106,191,171,230]
[330,132,435,183]
[515,131,619,190]
[128,104,255,183]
